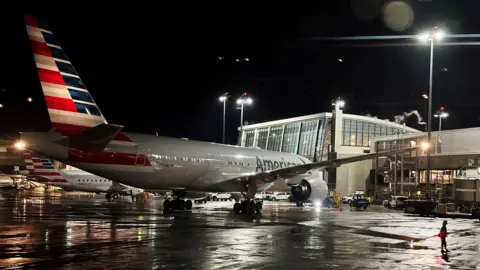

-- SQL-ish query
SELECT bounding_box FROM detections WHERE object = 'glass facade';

[256,128,269,149]
[374,135,441,157]
[298,120,319,160]
[240,115,418,161]
[282,123,301,154]
[266,125,283,151]
[342,118,407,147]
[420,170,456,184]
[244,130,255,147]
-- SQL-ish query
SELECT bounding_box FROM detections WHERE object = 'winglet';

[55,123,124,152]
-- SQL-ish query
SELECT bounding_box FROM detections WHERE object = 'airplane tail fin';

[22,150,67,183]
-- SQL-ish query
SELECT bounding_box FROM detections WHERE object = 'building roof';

[240,111,421,132]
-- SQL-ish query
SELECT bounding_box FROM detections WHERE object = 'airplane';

[19,14,415,214]
[22,150,144,200]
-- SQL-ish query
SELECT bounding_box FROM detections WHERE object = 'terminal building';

[237,103,421,196]
[371,127,480,200]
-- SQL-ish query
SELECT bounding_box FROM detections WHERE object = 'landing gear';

[106,193,120,201]
[296,201,304,207]
[163,198,191,212]
[185,200,193,210]
[233,199,263,215]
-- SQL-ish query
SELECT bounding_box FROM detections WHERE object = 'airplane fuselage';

[22,132,314,192]
[38,169,144,194]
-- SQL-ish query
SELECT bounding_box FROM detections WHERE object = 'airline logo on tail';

[23,14,131,142]
[23,150,67,183]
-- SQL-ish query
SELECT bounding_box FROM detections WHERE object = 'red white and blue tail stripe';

[23,15,132,143]
[23,150,67,183]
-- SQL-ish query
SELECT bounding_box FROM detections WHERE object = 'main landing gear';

[163,190,193,213]
[233,199,263,215]
[106,191,137,201]
[296,201,305,207]
[105,193,120,200]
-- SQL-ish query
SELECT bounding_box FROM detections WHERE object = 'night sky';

[2,1,480,143]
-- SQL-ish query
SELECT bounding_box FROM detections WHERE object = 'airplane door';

[135,145,147,166]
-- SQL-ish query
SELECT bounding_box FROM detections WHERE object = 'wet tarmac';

[1,190,480,269]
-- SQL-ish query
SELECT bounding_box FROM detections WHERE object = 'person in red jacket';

[439,220,449,252]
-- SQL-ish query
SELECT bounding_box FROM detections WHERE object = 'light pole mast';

[419,27,444,197]
[219,93,228,144]
[236,93,253,145]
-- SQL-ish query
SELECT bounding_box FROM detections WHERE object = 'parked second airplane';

[22,150,144,200]
[19,14,414,214]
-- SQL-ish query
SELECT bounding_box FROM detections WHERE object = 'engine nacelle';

[290,174,328,203]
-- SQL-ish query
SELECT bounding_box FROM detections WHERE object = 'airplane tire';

[179,199,186,210]
[233,202,241,214]
[256,201,263,213]
[163,200,172,212]
[186,200,193,210]
[213,197,218,201]
[106,193,112,200]
[249,200,256,214]
[112,194,119,200]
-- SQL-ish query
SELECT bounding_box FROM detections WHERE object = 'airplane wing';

[208,147,416,192]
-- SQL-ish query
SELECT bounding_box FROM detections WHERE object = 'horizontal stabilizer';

[55,123,124,152]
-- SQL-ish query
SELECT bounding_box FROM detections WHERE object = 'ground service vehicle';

[349,194,370,210]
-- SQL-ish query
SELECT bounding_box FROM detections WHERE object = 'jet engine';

[289,171,328,203]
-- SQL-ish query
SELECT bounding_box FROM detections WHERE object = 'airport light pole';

[418,27,444,196]
[434,106,448,131]
[219,93,228,144]
[236,93,253,137]
[422,93,428,132]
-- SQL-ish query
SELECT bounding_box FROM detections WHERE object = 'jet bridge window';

[256,128,269,149]
[267,125,283,151]
[282,123,300,153]
[298,120,318,160]
[244,130,255,147]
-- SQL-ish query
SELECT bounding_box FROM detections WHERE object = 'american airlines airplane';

[19,14,414,214]
[22,150,144,200]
